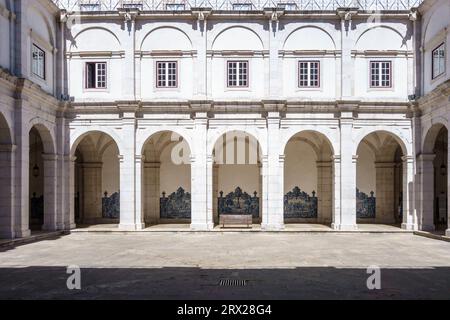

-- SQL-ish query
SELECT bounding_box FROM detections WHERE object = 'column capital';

[0,144,16,152]
[401,155,414,163]
[82,162,103,168]
[352,155,359,163]
[42,153,58,161]
[374,161,397,168]
[417,153,436,162]
[279,154,285,163]
[332,155,341,163]
[144,161,161,169]
[316,160,333,167]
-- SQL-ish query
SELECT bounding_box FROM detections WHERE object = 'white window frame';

[227,60,249,88]
[85,62,107,90]
[369,60,392,88]
[155,61,178,88]
[432,43,446,80]
[32,44,46,80]
[298,60,320,88]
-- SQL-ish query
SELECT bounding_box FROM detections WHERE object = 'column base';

[446,229,450,237]
[401,223,417,231]
[261,223,285,231]
[119,223,146,231]
[419,223,435,231]
[14,228,31,238]
[64,223,77,230]
[190,222,214,231]
[331,223,358,231]
[42,223,58,232]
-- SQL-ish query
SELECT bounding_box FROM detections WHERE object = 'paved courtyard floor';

[0,232,449,299]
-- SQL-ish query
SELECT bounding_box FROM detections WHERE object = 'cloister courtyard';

[0,231,449,299]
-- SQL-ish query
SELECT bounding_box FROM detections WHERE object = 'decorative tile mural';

[284,186,318,219]
[30,192,44,219]
[218,187,259,218]
[160,187,191,219]
[102,191,120,219]
[356,188,376,218]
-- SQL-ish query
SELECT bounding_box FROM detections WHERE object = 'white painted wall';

[0,0,10,71]
[284,140,318,195]
[101,143,119,195]
[356,142,376,195]
[421,0,450,94]
[159,144,191,194]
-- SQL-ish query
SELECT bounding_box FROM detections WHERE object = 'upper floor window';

[156,61,178,88]
[298,61,320,88]
[86,62,107,89]
[227,61,248,88]
[370,61,392,88]
[32,44,45,80]
[432,43,445,79]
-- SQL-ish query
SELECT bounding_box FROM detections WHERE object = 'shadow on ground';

[0,266,449,299]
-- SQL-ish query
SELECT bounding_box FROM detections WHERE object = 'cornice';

[417,79,450,108]
[66,98,414,116]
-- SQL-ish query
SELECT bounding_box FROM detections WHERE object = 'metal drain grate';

[218,279,248,286]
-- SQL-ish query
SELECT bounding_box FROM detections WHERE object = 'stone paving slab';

[0,233,449,299]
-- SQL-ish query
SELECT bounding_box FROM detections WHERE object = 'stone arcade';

[0,0,449,239]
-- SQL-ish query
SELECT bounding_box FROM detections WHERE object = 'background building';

[0,0,448,239]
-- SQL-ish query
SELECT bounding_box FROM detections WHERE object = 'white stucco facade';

[0,0,448,239]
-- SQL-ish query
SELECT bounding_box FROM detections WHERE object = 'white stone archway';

[209,130,264,226]
[70,130,121,228]
[420,123,449,234]
[140,130,192,226]
[355,130,414,229]
[282,130,335,225]
[28,123,57,233]
[0,112,14,238]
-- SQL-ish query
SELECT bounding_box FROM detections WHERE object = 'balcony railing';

[52,0,424,11]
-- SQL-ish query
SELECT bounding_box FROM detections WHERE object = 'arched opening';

[28,124,56,232]
[283,131,334,225]
[432,127,448,231]
[423,124,448,232]
[212,130,262,226]
[0,113,13,238]
[29,128,44,230]
[356,131,405,226]
[142,131,191,226]
[73,132,120,226]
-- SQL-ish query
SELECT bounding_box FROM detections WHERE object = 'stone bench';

[219,214,252,228]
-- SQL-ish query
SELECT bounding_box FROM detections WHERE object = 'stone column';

[331,155,341,228]
[81,162,102,223]
[14,122,31,238]
[212,161,219,224]
[191,112,212,230]
[375,162,396,224]
[417,154,435,230]
[402,155,416,230]
[447,128,450,237]
[118,109,143,230]
[263,111,284,230]
[0,144,15,238]
[42,154,58,231]
[66,155,76,229]
[135,155,145,229]
[144,161,160,225]
[317,160,332,224]
[333,112,357,230]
